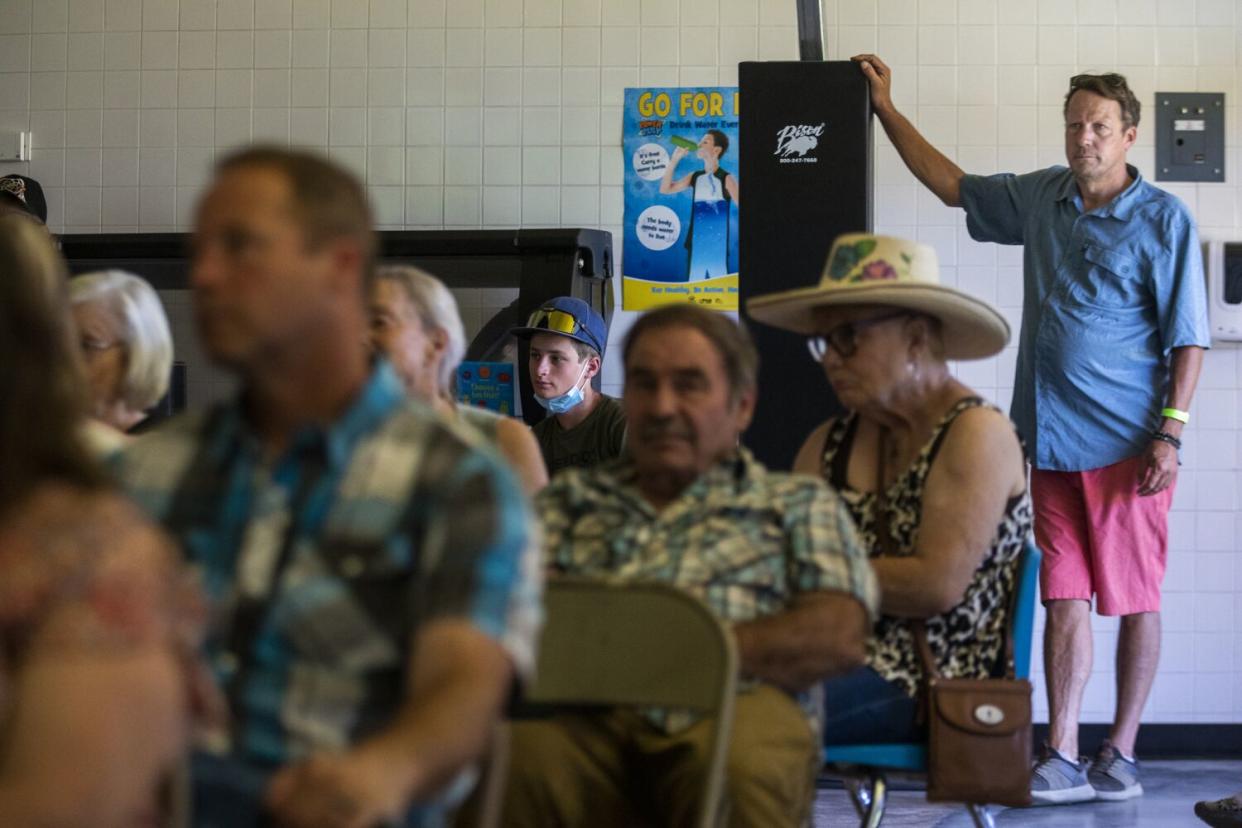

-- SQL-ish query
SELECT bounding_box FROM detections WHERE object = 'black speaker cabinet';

[739,61,872,469]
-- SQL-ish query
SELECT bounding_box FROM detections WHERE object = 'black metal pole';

[796,0,824,61]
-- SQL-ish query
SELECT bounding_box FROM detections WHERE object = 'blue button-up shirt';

[960,165,1210,471]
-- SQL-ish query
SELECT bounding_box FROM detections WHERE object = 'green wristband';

[1161,407,1189,424]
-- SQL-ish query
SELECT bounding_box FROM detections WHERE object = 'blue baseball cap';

[510,296,608,356]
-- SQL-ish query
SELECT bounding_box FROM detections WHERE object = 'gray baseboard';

[1034,724,1242,758]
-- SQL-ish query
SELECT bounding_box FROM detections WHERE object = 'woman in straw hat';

[748,233,1032,744]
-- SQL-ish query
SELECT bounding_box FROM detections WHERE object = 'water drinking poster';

[622,87,740,311]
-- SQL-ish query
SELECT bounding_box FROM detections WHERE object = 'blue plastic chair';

[822,539,1043,828]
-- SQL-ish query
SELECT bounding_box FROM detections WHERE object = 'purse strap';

[912,621,940,680]
[874,428,935,724]
[997,575,1019,680]
[872,425,894,558]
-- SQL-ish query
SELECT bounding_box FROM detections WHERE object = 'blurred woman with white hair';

[68,270,173,447]
[370,264,548,494]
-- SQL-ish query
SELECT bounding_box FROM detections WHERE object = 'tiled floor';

[814,760,1242,826]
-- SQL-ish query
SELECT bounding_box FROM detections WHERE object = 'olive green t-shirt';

[532,394,626,476]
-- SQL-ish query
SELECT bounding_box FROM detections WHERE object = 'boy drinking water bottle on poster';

[660,130,740,282]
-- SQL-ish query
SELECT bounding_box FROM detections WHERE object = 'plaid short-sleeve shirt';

[113,364,538,783]
[537,448,878,734]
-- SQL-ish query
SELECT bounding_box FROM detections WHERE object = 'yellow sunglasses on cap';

[526,307,583,336]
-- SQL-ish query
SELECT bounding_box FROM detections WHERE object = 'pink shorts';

[1031,455,1175,616]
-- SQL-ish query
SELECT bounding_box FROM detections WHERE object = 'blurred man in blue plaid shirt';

[114,147,539,828]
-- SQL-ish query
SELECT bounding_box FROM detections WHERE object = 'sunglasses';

[527,307,583,336]
[807,310,910,361]
[1068,72,1128,91]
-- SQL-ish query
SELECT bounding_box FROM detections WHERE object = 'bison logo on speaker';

[774,123,825,163]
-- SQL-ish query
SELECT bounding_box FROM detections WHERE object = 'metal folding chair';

[500,579,739,828]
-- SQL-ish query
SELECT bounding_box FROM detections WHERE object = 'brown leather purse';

[913,622,1033,807]
[874,425,1033,807]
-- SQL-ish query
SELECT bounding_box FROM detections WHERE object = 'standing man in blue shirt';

[852,56,1209,804]
[115,147,539,828]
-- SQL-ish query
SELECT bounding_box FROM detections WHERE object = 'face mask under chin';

[534,361,589,415]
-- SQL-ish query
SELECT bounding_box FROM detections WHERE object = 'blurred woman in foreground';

[0,213,207,826]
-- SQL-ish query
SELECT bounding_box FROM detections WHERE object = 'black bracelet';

[1151,430,1182,450]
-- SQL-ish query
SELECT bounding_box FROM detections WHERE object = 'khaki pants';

[488,684,819,828]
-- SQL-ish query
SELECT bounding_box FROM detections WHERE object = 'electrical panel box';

[1156,93,1225,182]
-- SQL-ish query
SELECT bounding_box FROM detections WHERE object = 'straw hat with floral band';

[746,233,1010,360]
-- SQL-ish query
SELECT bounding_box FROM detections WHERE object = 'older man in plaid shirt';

[494,304,878,828]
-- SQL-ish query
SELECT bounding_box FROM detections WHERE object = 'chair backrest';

[1009,538,1042,680]
[528,578,738,711]
[524,579,738,828]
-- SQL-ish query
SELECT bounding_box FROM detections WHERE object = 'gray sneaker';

[1030,743,1095,805]
[1088,739,1143,801]
[1196,796,1242,827]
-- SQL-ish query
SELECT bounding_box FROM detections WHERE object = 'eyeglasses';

[527,307,584,337]
[807,311,910,361]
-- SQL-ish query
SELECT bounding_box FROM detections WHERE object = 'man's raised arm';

[851,53,966,207]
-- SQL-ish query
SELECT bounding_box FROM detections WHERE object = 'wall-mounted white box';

[0,131,32,160]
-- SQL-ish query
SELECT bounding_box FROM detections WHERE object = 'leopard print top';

[821,397,1033,698]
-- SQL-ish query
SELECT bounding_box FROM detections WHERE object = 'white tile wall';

[156,282,521,409]
[3,0,1238,722]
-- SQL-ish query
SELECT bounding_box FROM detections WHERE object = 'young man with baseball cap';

[511,296,626,475]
